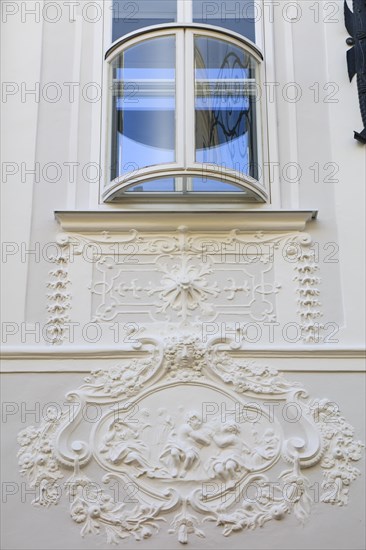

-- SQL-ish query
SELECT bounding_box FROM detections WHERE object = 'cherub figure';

[207,421,251,481]
[159,411,212,478]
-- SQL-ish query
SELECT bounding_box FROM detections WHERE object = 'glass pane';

[112,1,177,41]
[193,1,256,42]
[110,36,176,182]
[113,176,258,197]
[125,178,176,192]
[194,36,258,180]
[191,178,241,192]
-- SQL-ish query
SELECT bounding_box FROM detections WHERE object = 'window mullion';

[185,30,195,170]
[176,30,185,169]
[178,0,192,23]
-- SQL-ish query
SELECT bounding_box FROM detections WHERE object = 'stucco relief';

[45,234,72,344]
[88,228,280,324]
[17,337,364,545]
[46,227,323,343]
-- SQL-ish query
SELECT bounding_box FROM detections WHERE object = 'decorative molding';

[294,240,323,343]
[45,235,72,344]
[45,227,324,344]
[17,338,364,545]
[2,348,366,362]
[86,228,282,325]
[224,230,324,343]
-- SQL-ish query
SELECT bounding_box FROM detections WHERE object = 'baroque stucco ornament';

[46,228,323,344]
[17,338,364,544]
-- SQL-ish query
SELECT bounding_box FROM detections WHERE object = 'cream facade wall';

[1,2,365,549]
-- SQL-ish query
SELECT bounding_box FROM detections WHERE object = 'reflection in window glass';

[112,0,177,41]
[194,36,258,180]
[110,37,176,182]
[191,178,240,192]
[193,1,256,42]
[121,177,253,194]
[125,178,176,192]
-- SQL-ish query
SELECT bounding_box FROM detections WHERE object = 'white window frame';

[99,0,280,206]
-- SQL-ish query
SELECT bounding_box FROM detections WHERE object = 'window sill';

[55,209,317,232]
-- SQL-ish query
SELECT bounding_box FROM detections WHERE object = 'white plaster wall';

[1,2,365,549]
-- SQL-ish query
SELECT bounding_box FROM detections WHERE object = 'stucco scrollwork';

[17,337,364,544]
[48,227,324,343]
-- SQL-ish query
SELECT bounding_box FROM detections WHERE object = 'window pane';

[193,1,255,42]
[112,1,177,41]
[125,178,176,192]
[194,36,258,180]
[191,178,241,192]
[114,176,257,197]
[110,37,176,182]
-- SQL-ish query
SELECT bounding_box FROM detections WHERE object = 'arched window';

[103,1,267,203]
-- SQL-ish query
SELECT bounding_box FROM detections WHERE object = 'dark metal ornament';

[345,0,366,143]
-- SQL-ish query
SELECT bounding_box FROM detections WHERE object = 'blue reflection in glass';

[195,36,258,180]
[125,178,175,192]
[192,178,241,192]
[193,0,256,42]
[123,177,245,193]
[112,0,177,41]
[111,37,176,181]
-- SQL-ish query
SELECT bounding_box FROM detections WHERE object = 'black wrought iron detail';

[345,0,366,144]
